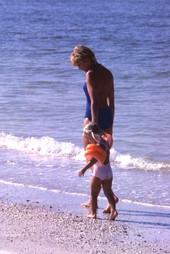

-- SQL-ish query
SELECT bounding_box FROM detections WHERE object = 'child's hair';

[83,122,103,142]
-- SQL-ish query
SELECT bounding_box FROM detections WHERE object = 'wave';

[0,132,82,158]
[112,152,170,171]
[0,179,170,210]
[0,132,170,171]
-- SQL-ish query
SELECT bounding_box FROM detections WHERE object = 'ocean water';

[0,0,170,208]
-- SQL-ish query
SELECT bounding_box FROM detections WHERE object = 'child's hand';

[78,169,84,177]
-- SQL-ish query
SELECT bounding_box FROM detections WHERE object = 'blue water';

[0,0,170,207]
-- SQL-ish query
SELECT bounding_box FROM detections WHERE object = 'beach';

[0,0,170,253]
[0,184,169,254]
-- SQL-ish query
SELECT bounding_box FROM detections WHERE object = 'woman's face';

[77,60,90,72]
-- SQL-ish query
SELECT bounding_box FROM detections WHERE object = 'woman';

[70,46,118,211]
[70,45,115,149]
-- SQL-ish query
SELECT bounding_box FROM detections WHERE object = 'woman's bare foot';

[109,210,118,220]
[81,200,99,208]
[103,205,111,213]
[81,200,91,207]
[87,213,96,219]
[103,195,119,213]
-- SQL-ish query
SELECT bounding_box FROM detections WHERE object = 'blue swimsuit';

[83,82,113,129]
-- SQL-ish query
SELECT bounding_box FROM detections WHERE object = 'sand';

[0,182,169,254]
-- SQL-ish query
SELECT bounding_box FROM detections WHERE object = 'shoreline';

[0,183,170,254]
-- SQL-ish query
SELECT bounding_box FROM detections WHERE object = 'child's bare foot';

[109,210,118,220]
[87,213,96,219]
[81,200,91,207]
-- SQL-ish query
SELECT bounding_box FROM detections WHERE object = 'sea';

[0,0,170,210]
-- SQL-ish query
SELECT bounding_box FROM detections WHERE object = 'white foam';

[112,151,170,171]
[0,132,81,157]
[1,132,170,171]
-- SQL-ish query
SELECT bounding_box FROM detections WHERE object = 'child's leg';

[102,178,118,220]
[87,176,101,219]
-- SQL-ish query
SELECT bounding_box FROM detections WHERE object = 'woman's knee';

[83,118,90,127]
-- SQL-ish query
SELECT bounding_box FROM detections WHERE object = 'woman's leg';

[82,118,90,150]
[81,118,95,208]
[103,190,119,213]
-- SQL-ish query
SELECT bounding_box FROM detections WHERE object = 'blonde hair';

[70,45,97,66]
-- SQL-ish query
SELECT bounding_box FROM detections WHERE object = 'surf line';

[0,179,170,210]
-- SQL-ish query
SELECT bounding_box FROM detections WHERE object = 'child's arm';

[78,157,97,177]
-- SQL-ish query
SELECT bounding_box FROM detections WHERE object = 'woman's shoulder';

[86,70,99,86]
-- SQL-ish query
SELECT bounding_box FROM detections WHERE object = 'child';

[78,122,118,220]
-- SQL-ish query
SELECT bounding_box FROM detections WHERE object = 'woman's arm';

[86,71,99,123]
